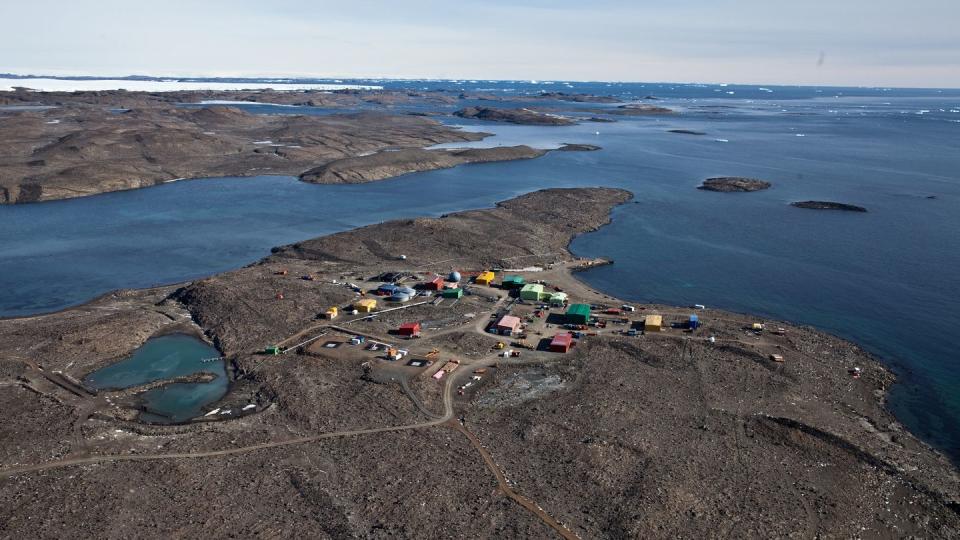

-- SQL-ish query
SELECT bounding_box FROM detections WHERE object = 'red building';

[398,322,421,337]
[422,275,444,291]
[549,332,574,353]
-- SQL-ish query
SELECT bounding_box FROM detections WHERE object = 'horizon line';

[2,72,958,92]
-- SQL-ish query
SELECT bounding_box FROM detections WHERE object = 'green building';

[549,292,569,306]
[565,303,591,325]
[501,275,526,289]
[520,283,547,301]
[442,288,464,299]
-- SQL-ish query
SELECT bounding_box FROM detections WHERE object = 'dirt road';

[449,419,580,540]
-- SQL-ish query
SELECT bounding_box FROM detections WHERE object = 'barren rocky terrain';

[0,87,650,204]
[0,188,957,538]
[0,104,492,203]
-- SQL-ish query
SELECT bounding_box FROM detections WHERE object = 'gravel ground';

[0,188,956,538]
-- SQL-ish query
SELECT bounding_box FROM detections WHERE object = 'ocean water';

[1,80,958,458]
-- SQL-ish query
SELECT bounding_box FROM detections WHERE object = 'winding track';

[0,371,458,479]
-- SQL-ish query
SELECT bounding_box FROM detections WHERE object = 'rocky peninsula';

[0,188,956,538]
[300,145,547,184]
[792,200,868,212]
[698,177,772,192]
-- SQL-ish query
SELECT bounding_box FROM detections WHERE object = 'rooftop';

[497,315,522,328]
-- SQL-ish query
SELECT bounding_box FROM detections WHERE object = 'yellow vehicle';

[494,342,506,350]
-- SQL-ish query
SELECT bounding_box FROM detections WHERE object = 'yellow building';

[644,314,663,332]
[354,299,377,313]
[325,306,339,319]
[475,271,496,285]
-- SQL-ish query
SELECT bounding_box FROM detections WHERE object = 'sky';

[3,0,958,88]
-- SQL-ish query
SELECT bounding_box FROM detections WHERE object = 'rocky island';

[0,188,956,538]
[610,103,674,115]
[453,106,576,126]
[557,143,601,152]
[792,200,868,212]
[698,177,772,192]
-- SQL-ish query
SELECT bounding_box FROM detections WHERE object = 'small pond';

[84,333,226,423]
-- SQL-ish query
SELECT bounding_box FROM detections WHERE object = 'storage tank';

[448,271,461,282]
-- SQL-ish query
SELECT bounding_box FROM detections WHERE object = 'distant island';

[698,177,771,192]
[792,201,868,212]
[668,129,706,136]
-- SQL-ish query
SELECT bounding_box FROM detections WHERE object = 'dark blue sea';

[1,79,958,460]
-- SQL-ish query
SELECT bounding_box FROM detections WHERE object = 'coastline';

[1,187,957,537]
